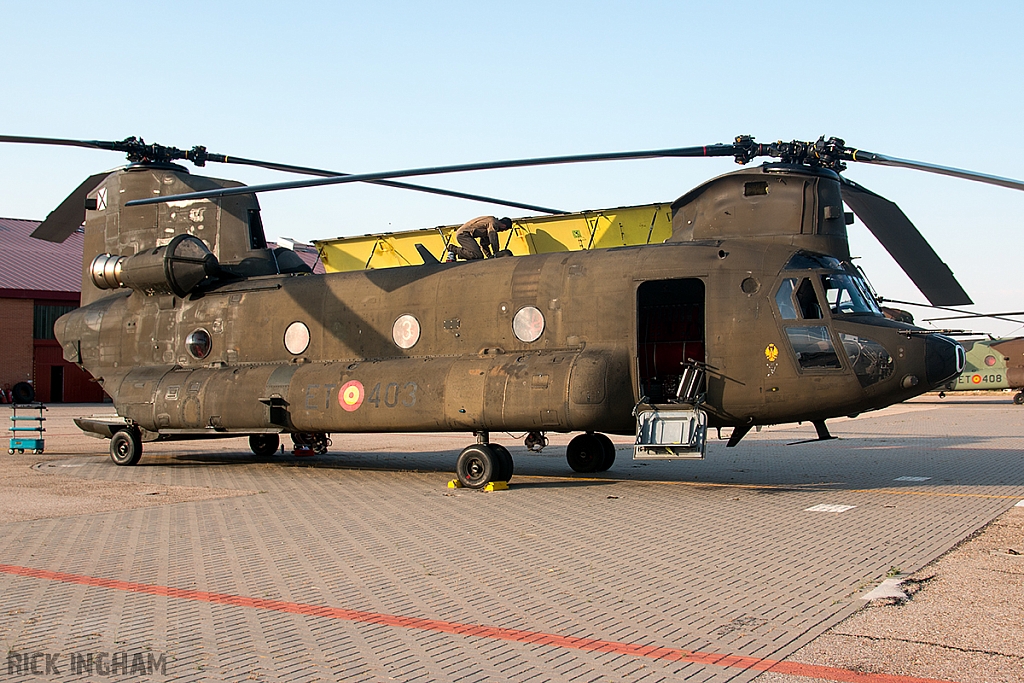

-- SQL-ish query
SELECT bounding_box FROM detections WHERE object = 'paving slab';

[0,396,1021,682]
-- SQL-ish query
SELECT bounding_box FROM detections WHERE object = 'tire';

[11,382,34,404]
[594,433,616,472]
[1015,392,1024,405]
[566,433,605,473]
[490,444,514,482]
[110,429,142,466]
[249,433,280,458]
[456,444,497,489]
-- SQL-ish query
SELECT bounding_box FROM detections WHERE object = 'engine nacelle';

[90,234,218,297]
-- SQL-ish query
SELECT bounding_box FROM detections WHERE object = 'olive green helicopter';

[5,134,1022,488]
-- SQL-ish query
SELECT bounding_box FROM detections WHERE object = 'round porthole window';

[284,321,310,355]
[392,314,421,349]
[186,329,212,359]
[513,306,545,343]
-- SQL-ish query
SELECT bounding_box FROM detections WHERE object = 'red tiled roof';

[0,218,84,294]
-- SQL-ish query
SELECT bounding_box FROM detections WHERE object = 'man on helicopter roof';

[446,215,513,260]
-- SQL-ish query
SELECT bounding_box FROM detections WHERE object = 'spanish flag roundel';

[339,380,364,412]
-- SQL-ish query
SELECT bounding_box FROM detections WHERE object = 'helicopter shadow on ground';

[150,448,619,489]
[129,429,1024,495]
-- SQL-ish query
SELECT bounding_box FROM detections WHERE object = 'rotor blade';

[925,311,1024,323]
[849,150,1024,192]
[1,135,566,213]
[841,177,972,307]
[29,172,109,243]
[874,298,1023,324]
[125,143,739,207]
[0,135,115,152]
[218,155,566,214]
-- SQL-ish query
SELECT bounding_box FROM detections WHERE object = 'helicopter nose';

[924,334,965,387]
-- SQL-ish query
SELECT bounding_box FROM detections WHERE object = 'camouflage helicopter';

[924,308,1024,402]
[937,336,1024,402]
[5,134,1022,488]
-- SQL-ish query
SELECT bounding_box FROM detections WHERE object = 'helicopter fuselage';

[55,237,960,439]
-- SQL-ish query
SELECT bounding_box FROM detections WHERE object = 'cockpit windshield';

[820,273,881,315]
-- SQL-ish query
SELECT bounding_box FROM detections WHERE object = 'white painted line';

[805,504,857,513]
[894,476,931,482]
[1015,500,1024,508]
[861,578,908,601]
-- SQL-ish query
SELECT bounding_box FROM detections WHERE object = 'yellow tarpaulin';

[314,203,674,272]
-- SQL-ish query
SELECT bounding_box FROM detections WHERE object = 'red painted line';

[0,563,956,683]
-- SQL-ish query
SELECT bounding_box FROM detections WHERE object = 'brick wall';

[0,297,34,391]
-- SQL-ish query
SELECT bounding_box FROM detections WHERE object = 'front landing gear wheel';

[249,434,280,458]
[456,444,498,489]
[567,432,607,473]
[110,429,142,466]
[1014,392,1024,405]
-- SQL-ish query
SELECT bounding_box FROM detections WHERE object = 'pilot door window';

[773,278,841,370]
[775,278,823,320]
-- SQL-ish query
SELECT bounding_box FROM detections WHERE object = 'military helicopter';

[922,308,1024,402]
[869,303,1024,403]
[935,336,1024,402]
[5,134,1022,489]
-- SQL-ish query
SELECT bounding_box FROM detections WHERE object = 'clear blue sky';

[2,1,1022,334]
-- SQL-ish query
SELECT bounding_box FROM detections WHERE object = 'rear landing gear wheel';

[1015,392,1024,405]
[456,444,498,489]
[567,432,606,473]
[594,433,616,472]
[110,429,142,466]
[249,434,280,458]
[490,444,514,483]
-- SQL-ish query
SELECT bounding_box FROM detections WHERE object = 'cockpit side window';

[775,277,824,320]
[796,279,822,319]
[785,326,842,369]
[775,278,798,319]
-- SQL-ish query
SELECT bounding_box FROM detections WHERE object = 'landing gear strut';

[454,431,514,489]
[566,432,616,473]
[291,432,330,455]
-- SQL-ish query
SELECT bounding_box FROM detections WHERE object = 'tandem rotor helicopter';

[4,133,1023,488]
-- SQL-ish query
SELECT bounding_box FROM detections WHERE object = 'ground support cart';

[9,403,46,454]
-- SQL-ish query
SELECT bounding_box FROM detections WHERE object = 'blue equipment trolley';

[9,403,46,454]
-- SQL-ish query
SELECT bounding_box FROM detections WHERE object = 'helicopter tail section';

[63,165,280,306]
